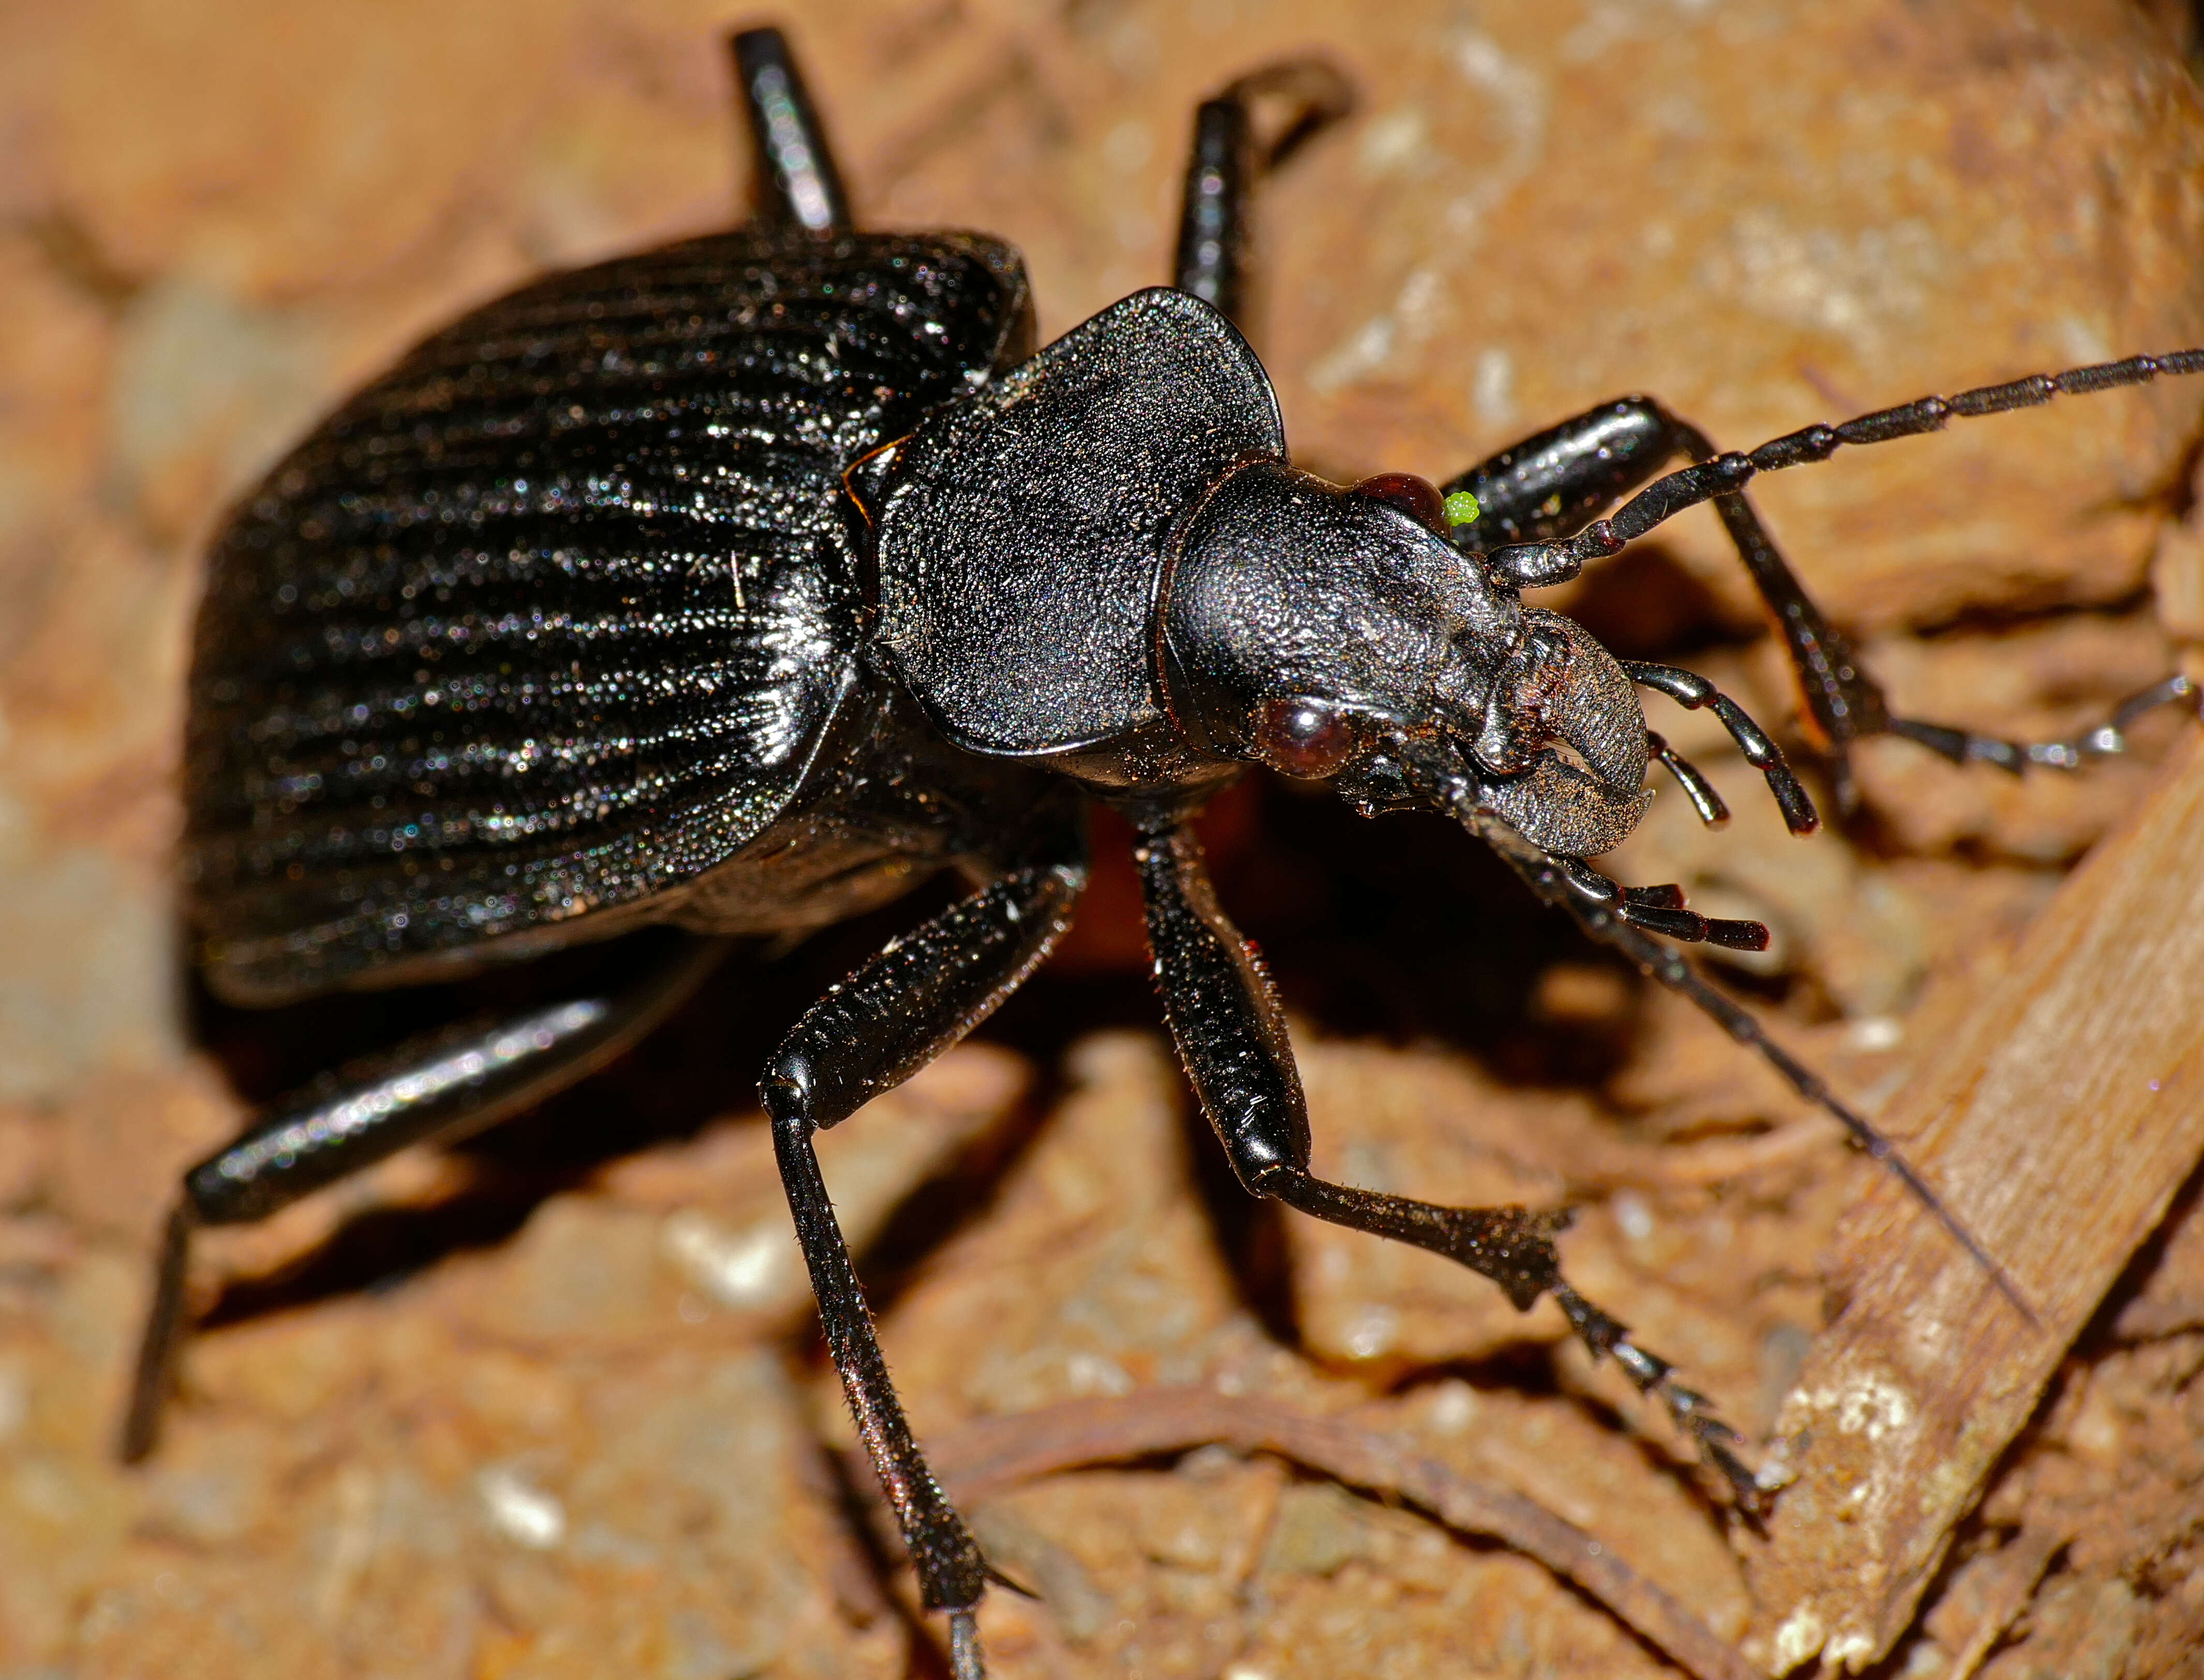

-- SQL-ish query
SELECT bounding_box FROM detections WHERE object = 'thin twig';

[1555,1115,1844,1190]
[924,1387,1756,1680]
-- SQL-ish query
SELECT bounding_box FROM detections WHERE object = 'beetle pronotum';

[119,21,2201,1675]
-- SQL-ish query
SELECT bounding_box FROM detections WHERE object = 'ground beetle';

[124,24,2204,1674]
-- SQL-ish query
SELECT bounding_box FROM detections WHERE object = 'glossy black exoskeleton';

[128,24,2204,1675]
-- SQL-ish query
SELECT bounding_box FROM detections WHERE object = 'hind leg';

[122,934,729,1461]
[761,825,1087,1678]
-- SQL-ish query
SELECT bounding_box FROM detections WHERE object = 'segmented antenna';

[1532,840,2031,1317]
[1476,349,2204,590]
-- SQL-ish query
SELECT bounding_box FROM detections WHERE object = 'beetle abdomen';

[187,230,1033,1004]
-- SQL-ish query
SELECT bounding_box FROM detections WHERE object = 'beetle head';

[1163,460,1650,854]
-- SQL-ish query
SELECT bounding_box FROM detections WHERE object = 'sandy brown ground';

[6,2,2204,1675]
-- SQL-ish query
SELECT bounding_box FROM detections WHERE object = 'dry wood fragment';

[926,1387,1757,1680]
[1938,1525,2070,1680]
[1743,727,2204,1674]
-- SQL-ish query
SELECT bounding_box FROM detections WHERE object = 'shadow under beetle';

[126,23,2204,1673]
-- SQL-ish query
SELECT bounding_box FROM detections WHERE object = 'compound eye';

[1254,697,1362,779]
[1352,472,1446,534]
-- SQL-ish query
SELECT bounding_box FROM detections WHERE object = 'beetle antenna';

[1407,749,2038,1322]
[1528,832,2033,1318]
[1472,348,2204,592]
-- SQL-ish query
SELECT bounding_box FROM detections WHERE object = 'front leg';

[1441,399,2189,808]
[1443,399,1906,802]
[762,836,1086,1677]
[1132,816,1764,1508]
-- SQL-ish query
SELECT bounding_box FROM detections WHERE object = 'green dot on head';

[1442,490,1482,527]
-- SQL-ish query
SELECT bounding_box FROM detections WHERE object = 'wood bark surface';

[1744,726,2204,1674]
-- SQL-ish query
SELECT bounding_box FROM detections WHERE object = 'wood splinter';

[1744,727,2204,1674]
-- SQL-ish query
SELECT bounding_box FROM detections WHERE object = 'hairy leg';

[763,831,1087,1677]
[123,933,729,1461]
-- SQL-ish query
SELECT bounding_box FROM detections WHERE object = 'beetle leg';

[1131,817,1766,1513]
[1438,397,2202,810]
[1439,396,1692,550]
[1173,57,1353,327]
[119,933,731,1463]
[1880,672,2202,773]
[762,849,1087,1677]
[730,25,853,234]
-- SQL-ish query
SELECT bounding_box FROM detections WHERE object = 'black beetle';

[124,24,2203,1674]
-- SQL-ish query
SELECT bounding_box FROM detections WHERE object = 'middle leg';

[1172,57,1353,330]
[762,817,1087,1677]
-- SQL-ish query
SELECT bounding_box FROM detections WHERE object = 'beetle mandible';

[122,23,2204,1674]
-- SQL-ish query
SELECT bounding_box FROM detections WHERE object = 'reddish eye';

[1353,472,1445,534]
[1254,697,1360,779]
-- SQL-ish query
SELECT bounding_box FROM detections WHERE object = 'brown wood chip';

[1744,727,2204,1673]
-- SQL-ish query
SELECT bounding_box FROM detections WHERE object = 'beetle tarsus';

[1551,1283,1767,1517]
[119,1199,198,1465]
[1884,672,2201,778]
